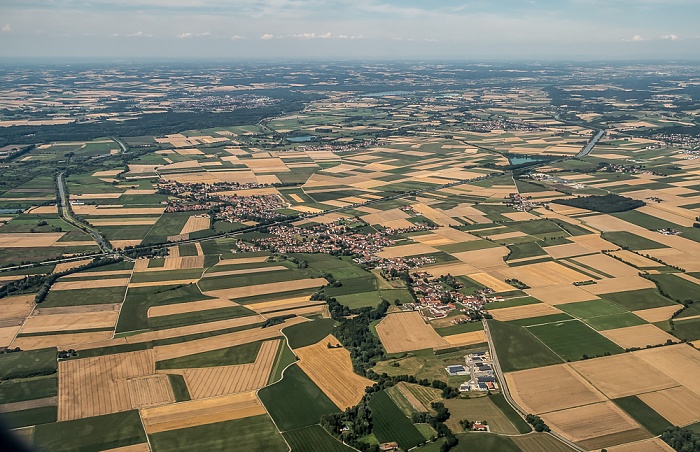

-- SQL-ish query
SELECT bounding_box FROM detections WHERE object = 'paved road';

[112,137,128,154]
[482,319,586,452]
[57,171,112,253]
[576,129,605,158]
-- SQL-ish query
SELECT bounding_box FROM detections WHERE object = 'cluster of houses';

[157,178,271,196]
[444,352,499,393]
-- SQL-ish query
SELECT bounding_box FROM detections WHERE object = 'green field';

[602,231,669,250]
[435,321,484,337]
[259,364,340,431]
[41,286,128,307]
[268,339,298,384]
[1,406,57,429]
[648,273,700,304]
[167,374,191,402]
[452,432,520,452]
[34,410,146,452]
[147,305,255,330]
[601,289,676,311]
[0,348,57,380]
[488,393,532,434]
[613,396,672,435]
[141,212,196,245]
[584,313,647,330]
[156,340,263,369]
[487,320,563,372]
[528,320,624,361]
[149,414,288,452]
[368,390,426,450]
[0,375,57,404]
[507,313,574,327]
[283,425,355,452]
[444,396,520,435]
[284,318,335,349]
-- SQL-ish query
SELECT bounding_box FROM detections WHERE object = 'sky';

[0,0,699,61]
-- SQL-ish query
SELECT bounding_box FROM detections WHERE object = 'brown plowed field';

[126,374,175,409]
[296,335,372,409]
[376,311,448,353]
[569,353,679,399]
[140,391,265,434]
[58,349,155,420]
[176,339,279,399]
[601,324,677,349]
[638,386,700,427]
[153,317,305,362]
[203,278,324,300]
[541,402,651,449]
[506,364,606,414]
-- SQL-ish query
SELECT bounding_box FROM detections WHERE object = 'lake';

[287,135,317,143]
[509,156,544,165]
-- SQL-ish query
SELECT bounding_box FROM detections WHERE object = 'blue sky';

[0,0,698,60]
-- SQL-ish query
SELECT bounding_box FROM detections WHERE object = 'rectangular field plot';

[527,320,624,361]
[488,320,563,372]
[637,386,700,427]
[376,311,448,353]
[506,364,606,415]
[283,425,355,452]
[443,396,520,435]
[601,324,677,349]
[613,396,673,436]
[541,402,651,450]
[368,390,426,450]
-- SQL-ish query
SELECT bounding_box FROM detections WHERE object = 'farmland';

[2,60,700,452]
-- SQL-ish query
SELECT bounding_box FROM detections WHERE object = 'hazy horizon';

[1,0,699,61]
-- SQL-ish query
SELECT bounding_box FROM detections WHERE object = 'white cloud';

[260,33,274,40]
[177,31,210,38]
[661,34,680,40]
[290,32,332,39]
[127,31,152,38]
[230,34,245,40]
[1,24,11,33]
[623,34,649,41]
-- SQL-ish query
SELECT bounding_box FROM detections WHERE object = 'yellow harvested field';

[153,317,305,361]
[489,303,563,321]
[175,340,280,399]
[440,330,487,347]
[485,231,528,241]
[53,259,94,273]
[570,353,680,399]
[422,262,478,277]
[582,276,656,294]
[452,247,510,271]
[412,203,460,226]
[52,277,130,291]
[90,218,159,226]
[609,250,664,268]
[11,331,114,350]
[607,438,674,452]
[202,265,286,278]
[26,205,58,214]
[573,254,638,278]
[377,243,438,258]
[570,234,620,252]
[101,444,151,452]
[203,278,325,300]
[215,256,269,266]
[296,335,373,409]
[633,305,680,323]
[635,344,700,396]
[376,312,448,353]
[180,215,210,234]
[0,294,34,323]
[506,364,606,414]
[601,324,677,349]
[247,296,322,314]
[411,233,455,246]
[129,278,200,288]
[111,240,142,248]
[141,391,265,434]
[0,326,21,348]
[543,243,594,259]
[525,284,599,305]
[148,299,235,318]
[58,349,156,420]
[126,374,175,409]
[21,311,118,334]
[502,261,589,288]
[638,386,700,427]
[541,402,650,449]
[466,272,514,292]
[0,232,66,247]
[71,206,165,216]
